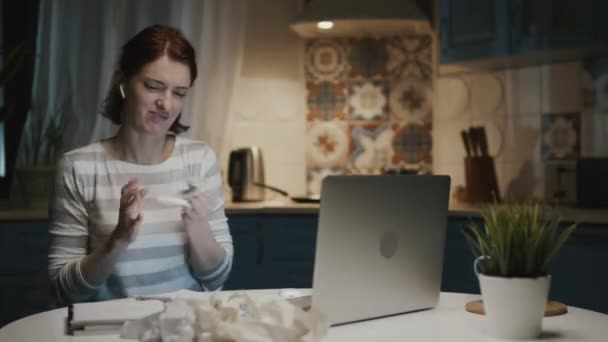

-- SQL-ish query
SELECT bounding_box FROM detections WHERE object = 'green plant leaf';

[17,96,72,168]
[462,201,576,277]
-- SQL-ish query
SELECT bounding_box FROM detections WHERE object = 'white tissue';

[155,196,191,208]
[159,301,196,342]
[120,292,328,342]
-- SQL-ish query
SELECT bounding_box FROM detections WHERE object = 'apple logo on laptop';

[380,230,399,259]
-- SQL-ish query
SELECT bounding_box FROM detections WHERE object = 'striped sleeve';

[190,145,233,290]
[48,155,97,304]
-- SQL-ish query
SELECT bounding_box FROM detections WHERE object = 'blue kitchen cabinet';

[223,215,262,290]
[1,274,50,327]
[549,223,608,314]
[510,0,596,54]
[224,214,318,290]
[593,1,608,45]
[440,216,481,294]
[0,220,50,328]
[261,215,318,289]
[0,221,49,274]
[440,0,510,63]
[440,0,604,64]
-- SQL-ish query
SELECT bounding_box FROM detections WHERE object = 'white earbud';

[119,84,126,99]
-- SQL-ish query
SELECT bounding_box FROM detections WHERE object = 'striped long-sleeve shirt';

[48,136,233,305]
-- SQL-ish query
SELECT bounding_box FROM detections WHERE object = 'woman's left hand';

[181,192,226,273]
[181,192,212,232]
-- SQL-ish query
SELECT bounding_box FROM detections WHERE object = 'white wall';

[434,61,608,202]
[223,0,308,196]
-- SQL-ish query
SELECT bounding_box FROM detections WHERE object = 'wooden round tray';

[465,300,568,317]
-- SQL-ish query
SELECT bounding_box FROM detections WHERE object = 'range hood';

[290,0,430,38]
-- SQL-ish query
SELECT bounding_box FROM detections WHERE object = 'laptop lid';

[311,175,450,325]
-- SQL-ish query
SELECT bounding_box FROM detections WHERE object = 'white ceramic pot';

[479,273,551,340]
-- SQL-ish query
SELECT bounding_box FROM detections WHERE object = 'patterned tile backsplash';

[305,39,351,82]
[307,82,348,121]
[392,122,432,166]
[305,30,435,194]
[350,122,393,174]
[348,80,388,121]
[541,112,581,161]
[348,37,389,80]
[385,35,432,82]
[306,120,350,169]
[389,77,433,123]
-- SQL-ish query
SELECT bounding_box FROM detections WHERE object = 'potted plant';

[463,202,576,339]
[15,98,71,209]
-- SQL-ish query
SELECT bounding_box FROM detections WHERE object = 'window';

[0,0,39,200]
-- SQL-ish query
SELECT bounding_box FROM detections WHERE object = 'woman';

[48,25,233,304]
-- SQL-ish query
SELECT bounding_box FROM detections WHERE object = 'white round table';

[1,291,606,342]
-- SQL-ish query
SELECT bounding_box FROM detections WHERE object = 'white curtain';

[26,0,247,159]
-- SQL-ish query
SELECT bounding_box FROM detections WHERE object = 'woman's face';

[123,54,191,136]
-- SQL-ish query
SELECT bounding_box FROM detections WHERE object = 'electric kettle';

[227,146,265,202]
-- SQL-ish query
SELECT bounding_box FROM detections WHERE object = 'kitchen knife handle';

[461,130,472,157]
[478,126,489,156]
[468,127,479,157]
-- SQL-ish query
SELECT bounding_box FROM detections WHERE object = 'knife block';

[464,156,500,203]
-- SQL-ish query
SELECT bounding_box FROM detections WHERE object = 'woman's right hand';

[111,179,147,244]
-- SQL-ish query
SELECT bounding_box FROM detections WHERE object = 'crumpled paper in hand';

[120,293,329,342]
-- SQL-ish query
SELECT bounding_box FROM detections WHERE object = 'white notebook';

[71,298,165,326]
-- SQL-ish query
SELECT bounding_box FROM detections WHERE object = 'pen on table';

[135,295,173,303]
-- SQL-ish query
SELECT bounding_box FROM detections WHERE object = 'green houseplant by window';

[15,98,71,209]
[463,202,576,339]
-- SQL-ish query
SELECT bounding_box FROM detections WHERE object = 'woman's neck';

[110,128,174,165]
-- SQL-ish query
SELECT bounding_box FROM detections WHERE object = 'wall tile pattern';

[304,31,434,195]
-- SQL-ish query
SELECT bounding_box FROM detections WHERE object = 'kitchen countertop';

[0,208,49,221]
[447,201,608,225]
[1,199,607,224]
[225,200,320,214]
[226,200,608,225]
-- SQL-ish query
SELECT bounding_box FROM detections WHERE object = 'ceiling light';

[290,0,430,38]
[317,21,334,30]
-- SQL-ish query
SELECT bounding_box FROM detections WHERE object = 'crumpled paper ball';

[120,292,328,342]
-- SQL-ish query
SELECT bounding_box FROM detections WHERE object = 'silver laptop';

[311,175,450,325]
